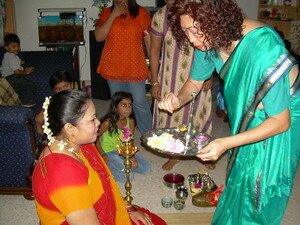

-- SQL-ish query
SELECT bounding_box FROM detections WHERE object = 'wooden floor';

[157,213,213,225]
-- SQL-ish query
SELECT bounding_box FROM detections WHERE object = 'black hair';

[38,90,90,150]
[49,71,73,90]
[4,33,20,46]
[101,91,135,134]
[111,0,139,18]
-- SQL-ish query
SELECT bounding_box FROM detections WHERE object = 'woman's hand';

[151,85,161,100]
[157,93,181,113]
[112,2,127,18]
[129,210,153,225]
[202,76,213,92]
[197,138,228,161]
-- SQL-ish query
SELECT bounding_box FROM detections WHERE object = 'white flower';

[42,97,55,145]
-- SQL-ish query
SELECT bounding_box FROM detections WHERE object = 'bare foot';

[204,162,216,170]
[162,159,179,171]
[130,156,138,169]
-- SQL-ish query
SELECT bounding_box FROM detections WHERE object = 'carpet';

[92,98,230,215]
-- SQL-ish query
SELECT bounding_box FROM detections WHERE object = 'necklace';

[51,138,84,161]
[220,50,230,58]
[71,149,84,161]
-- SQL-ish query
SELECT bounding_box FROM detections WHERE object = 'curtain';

[0,0,4,46]
[0,0,16,46]
[4,0,15,34]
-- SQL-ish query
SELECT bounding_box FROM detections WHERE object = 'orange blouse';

[96,7,150,82]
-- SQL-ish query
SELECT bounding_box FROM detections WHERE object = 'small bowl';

[176,185,188,200]
[174,199,185,210]
[163,173,185,189]
[161,197,173,208]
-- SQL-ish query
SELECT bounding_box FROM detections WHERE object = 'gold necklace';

[71,149,84,161]
[51,139,83,161]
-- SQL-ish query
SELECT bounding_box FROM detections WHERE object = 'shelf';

[258,0,300,54]
[259,18,294,22]
[259,4,297,9]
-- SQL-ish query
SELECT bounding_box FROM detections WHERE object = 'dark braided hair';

[37,90,90,153]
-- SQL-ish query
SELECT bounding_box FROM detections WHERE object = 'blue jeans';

[107,80,152,134]
[106,151,151,183]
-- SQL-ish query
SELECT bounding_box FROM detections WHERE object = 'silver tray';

[140,128,212,156]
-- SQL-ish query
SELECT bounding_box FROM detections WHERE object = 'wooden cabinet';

[258,0,300,53]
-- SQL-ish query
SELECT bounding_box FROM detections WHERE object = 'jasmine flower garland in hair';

[42,96,74,152]
[42,96,55,146]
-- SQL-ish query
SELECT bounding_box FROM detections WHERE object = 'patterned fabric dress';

[150,6,212,133]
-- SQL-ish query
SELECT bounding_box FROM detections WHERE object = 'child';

[96,91,151,183]
[0,33,36,107]
[35,71,73,135]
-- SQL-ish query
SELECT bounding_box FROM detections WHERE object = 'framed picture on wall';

[38,8,86,46]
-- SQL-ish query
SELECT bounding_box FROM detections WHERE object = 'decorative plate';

[140,128,212,156]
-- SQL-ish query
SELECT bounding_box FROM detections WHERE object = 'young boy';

[0,33,36,107]
[35,71,73,135]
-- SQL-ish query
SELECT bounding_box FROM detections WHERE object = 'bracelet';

[152,82,159,86]
[126,205,138,214]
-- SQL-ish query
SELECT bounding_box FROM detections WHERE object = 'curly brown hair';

[168,0,244,51]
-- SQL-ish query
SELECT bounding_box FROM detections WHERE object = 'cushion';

[0,77,21,106]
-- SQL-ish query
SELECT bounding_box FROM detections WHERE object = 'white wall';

[14,0,155,81]
[14,0,258,82]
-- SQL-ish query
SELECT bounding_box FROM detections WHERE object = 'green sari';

[212,27,300,225]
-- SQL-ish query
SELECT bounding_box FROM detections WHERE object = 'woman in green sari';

[158,0,300,224]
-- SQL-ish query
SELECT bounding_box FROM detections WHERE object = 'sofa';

[0,50,73,198]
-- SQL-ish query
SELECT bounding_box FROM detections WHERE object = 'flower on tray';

[147,132,185,153]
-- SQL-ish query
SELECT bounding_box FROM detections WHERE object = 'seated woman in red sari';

[32,89,166,225]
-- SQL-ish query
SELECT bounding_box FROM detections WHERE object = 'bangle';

[126,205,138,214]
[152,82,159,86]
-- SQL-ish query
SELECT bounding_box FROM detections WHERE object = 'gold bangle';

[152,82,159,86]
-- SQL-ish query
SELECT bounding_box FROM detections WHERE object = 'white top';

[0,52,23,77]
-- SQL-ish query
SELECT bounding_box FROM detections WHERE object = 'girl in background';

[96,91,151,183]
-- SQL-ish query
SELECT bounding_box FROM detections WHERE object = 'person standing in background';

[94,0,152,135]
[150,0,213,170]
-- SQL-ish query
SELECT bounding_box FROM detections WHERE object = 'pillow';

[0,77,21,105]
